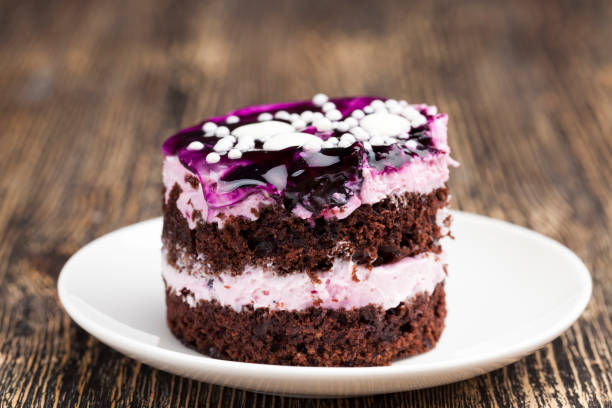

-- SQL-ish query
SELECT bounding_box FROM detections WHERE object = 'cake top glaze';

[163,94,449,216]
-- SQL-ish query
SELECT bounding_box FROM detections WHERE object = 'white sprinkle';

[426,106,438,116]
[321,140,336,149]
[258,112,273,121]
[399,100,408,107]
[411,114,427,128]
[385,137,398,145]
[344,117,358,128]
[326,109,342,121]
[351,109,365,119]
[202,122,217,134]
[290,113,301,122]
[322,102,336,112]
[397,132,411,139]
[339,133,356,147]
[314,118,333,132]
[326,136,339,145]
[364,106,374,113]
[313,112,324,121]
[312,93,329,106]
[402,107,420,121]
[370,100,386,111]
[336,121,350,132]
[340,133,356,144]
[226,115,240,124]
[350,127,370,141]
[187,141,204,150]
[228,148,242,159]
[206,152,220,163]
[235,140,255,152]
[385,99,399,109]
[303,140,322,152]
[214,136,235,152]
[406,139,418,149]
[274,110,291,121]
[389,104,404,115]
[370,136,385,146]
[215,126,230,137]
[373,105,387,113]
[292,119,307,130]
[300,110,314,123]
[363,141,372,150]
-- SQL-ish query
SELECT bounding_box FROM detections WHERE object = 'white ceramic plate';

[58,211,591,397]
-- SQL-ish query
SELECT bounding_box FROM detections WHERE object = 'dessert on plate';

[161,94,457,366]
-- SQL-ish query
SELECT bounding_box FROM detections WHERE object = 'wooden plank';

[0,0,610,406]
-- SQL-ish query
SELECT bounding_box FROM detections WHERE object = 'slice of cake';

[162,94,457,366]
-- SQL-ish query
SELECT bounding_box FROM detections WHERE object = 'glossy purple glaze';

[162,97,442,215]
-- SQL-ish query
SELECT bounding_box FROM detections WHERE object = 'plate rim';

[57,211,592,382]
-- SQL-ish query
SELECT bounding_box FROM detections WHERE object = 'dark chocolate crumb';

[351,264,360,282]
[185,174,200,189]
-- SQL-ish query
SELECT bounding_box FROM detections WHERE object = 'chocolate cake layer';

[163,185,450,275]
[166,282,446,367]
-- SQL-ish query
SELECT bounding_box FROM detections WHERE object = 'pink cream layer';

[163,152,454,228]
[163,155,275,228]
[162,251,447,312]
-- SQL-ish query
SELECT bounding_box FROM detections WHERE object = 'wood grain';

[0,0,611,406]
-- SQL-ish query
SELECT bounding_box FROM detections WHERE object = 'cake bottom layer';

[166,282,446,367]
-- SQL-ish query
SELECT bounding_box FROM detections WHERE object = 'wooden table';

[1,0,611,406]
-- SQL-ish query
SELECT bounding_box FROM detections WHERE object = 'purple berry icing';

[162,97,442,215]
